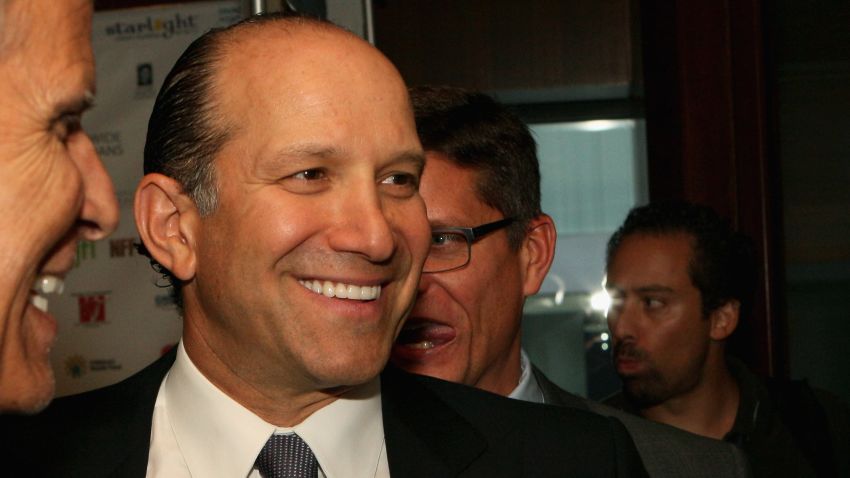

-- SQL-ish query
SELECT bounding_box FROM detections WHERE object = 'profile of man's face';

[170,26,430,394]
[0,0,118,413]
[605,233,713,408]
[390,153,531,396]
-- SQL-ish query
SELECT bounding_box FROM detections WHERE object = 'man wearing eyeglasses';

[391,85,751,478]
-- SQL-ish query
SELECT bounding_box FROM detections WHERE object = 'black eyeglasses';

[423,218,515,273]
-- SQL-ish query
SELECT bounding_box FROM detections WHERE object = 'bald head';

[144,13,390,215]
[139,12,414,308]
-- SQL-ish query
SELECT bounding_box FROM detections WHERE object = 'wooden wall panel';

[372,0,636,99]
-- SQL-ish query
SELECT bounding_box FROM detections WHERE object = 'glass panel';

[522,119,647,400]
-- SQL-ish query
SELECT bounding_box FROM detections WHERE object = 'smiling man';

[0,0,119,413]
[392,85,751,478]
[5,13,650,478]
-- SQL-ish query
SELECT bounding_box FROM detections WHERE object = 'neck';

[475,337,523,397]
[640,353,740,439]
[182,319,342,427]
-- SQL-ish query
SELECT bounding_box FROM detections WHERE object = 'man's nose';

[327,185,396,263]
[73,133,119,241]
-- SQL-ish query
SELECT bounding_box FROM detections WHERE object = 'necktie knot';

[254,433,319,478]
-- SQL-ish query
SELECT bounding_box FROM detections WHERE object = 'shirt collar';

[507,349,545,403]
[165,342,385,478]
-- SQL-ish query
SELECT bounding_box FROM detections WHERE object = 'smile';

[298,279,381,301]
[30,275,65,312]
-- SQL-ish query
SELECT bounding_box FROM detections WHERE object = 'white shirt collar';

[507,349,545,404]
[164,342,386,477]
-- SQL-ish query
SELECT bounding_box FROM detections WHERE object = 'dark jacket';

[3,350,649,477]
[532,366,751,478]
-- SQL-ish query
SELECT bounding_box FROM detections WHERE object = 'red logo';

[161,343,177,356]
[78,295,107,324]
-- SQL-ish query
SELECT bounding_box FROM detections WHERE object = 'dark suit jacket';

[532,367,751,478]
[3,351,648,477]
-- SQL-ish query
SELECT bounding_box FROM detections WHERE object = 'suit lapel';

[105,347,178,476]
[531,365,590,410]
[381,367,487,477]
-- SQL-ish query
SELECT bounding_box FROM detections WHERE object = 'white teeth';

[30,295,49,313]
[298,280,381,301]
[408,341,435,350]
[30,275,65,313]
[33,275,64,295]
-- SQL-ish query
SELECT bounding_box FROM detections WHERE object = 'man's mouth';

[30,275,65,313]
[394,320,455,351]
[298,279,381,301]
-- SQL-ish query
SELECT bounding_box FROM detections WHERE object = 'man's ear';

[134,173,200,282]
[520,214,557,297]
[709,300,740,341]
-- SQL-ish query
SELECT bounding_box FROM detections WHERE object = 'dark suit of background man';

[0,0,119,414]
[390,85,751,478]
[2,12,650,477]
[603,201,850,478]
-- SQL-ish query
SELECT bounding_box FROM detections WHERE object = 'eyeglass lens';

[423,231,469,273]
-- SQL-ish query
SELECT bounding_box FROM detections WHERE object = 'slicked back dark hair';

[409,85,541,250]
[606,201,758,321]
[139,10,333,309]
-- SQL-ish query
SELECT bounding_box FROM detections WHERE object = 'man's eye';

[53,113,83,143]
[430,231,465,246]
[291,169,326,181]
[431,232,449,246]
[643,298,665,309]
[381,173,418,187]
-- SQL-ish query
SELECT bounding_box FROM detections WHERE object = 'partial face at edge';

[180,26,430,394]
[0,0,119,413]
[605,233,713,408]
[391,154,528,396]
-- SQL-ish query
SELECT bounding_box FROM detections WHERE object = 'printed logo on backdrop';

[161,343,178,356]
[135,63,155,99]
[104,13,199,41]
[217,5,242,25]
[90,131,124,158]
[74,241,97,268]
[64,355,88,378]
[63,355,123,379]
[75,292,110,326]
[110,238,137,259]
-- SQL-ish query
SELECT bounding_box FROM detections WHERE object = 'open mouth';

[394,320,455,351]
[298,279,381,301]
[30,275,65,313]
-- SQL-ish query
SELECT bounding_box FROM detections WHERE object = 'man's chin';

[622,378,669,410]
[0,370,56,415]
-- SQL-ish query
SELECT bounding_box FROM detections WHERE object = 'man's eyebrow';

[604,284,675,294]
[633,285,675,294]
[388,150,426,174]
[55,90,96,116]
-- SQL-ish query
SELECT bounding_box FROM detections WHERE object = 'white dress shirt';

[147,342,390,478]
[507,349,545,404]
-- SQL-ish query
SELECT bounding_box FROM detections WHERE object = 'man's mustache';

[613,341,647,361]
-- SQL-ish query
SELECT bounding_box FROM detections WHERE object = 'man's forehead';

[213,23,401,117]
[421,155,492,225]
[608,233,697,288]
